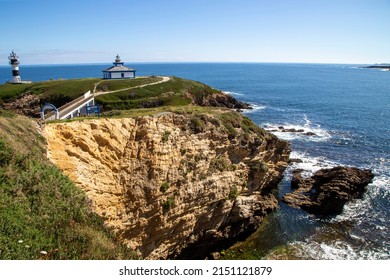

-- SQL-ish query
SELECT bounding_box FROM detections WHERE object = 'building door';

[121,73,125,78]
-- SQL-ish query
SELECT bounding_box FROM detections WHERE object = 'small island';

[362,64,390,71]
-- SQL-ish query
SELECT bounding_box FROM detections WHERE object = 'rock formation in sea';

[44,112,290,259]
[283,167,374,216]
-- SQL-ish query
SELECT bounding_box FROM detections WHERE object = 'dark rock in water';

[283,167,374,216]
[278,126,285,130]
[282,128,304,133]
[305,132,317,136]
[289,158,303,164]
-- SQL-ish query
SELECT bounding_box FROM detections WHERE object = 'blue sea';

[1,63,389,259]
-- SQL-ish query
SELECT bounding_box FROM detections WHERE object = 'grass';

[95,77,162,92]
[95,77,218,112]
[0,114,137,260]
[0,79,99,107]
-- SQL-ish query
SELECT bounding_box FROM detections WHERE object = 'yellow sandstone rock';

[44,113,290,259]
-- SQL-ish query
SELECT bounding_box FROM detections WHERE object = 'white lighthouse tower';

[8,51,21,83]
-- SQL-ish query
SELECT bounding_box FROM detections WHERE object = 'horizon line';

[0,61,375,67]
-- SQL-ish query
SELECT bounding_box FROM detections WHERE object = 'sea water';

[0,63,389,259]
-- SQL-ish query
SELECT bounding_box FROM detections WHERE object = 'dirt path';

[93,76,171,96]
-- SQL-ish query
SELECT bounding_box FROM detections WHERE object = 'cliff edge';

[44,111,290,259]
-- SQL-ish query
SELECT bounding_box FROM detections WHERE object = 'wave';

[263,121,331,143]
[286,151,339,178]
[242,103,267,113]
[291,240,389,260]
[284,151,390,260]
[223,90,244,96]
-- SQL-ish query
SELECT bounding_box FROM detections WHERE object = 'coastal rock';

[288,158,303,164]
[44,112,290,259]
[282,128,304,133]
[290,169,313,190]
[2,93,41,118]
[189,91,252,109]
[283,167,374,216]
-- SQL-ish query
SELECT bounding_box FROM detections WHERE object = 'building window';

[121,73,125,78]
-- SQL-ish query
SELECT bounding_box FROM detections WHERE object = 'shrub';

[189,117,205,133]
[161,130,171,142]
[251,162,268,172]
[160,182,169,193]
[228,186,239,201]
[163,197,175,212]
[209,156,230,173]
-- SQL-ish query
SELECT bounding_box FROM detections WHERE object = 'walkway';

[94,76,170,96]
[44,76,171,121]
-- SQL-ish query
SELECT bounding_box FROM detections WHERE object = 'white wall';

[109,72,135,79]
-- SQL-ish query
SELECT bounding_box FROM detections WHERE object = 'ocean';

[0,62,389,259]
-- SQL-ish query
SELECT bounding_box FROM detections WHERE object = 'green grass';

[95,77,218,111]
[95,77,162,92]
[0,115,137,260]
[0,79,100,107]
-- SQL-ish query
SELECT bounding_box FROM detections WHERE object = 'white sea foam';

[242,103,267,113]
[291,240,389,260]
[263,115,331,142]
[223,90,244,96]
[286,151,339,178]
[285,154,390,260]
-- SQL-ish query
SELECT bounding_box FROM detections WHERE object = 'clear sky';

[0,0,389,65]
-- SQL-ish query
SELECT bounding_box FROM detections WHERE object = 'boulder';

[283,167,374,216]
[282,128,304,133]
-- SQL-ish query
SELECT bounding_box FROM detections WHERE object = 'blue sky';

[0,0,389,65]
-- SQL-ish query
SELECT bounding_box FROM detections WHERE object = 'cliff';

[43,111,290,259]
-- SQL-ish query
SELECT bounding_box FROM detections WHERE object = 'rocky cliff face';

[43,112,290,259]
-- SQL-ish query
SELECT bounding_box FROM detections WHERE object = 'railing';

[43,90,93,120]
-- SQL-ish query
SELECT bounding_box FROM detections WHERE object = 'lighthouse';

[102,54,136,79]
[8,51,21,83]
[8,51,31,84]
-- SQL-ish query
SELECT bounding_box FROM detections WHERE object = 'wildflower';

[18,240,23,243]
[40,251,48,255]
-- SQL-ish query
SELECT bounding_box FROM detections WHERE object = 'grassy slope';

[95,77,221,111]
[0,77,160,108]
[0,110,138,259]
[0,76,261,259]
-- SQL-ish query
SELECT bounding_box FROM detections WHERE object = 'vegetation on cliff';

[0,76,288,259]
[0,112,137,259]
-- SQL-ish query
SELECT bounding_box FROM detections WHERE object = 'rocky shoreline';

[283,166,374,216]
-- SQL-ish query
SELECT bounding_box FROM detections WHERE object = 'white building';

[102,55,136,79]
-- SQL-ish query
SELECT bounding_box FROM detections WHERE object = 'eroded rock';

[283,167,374,216]
[44,112,290,259]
